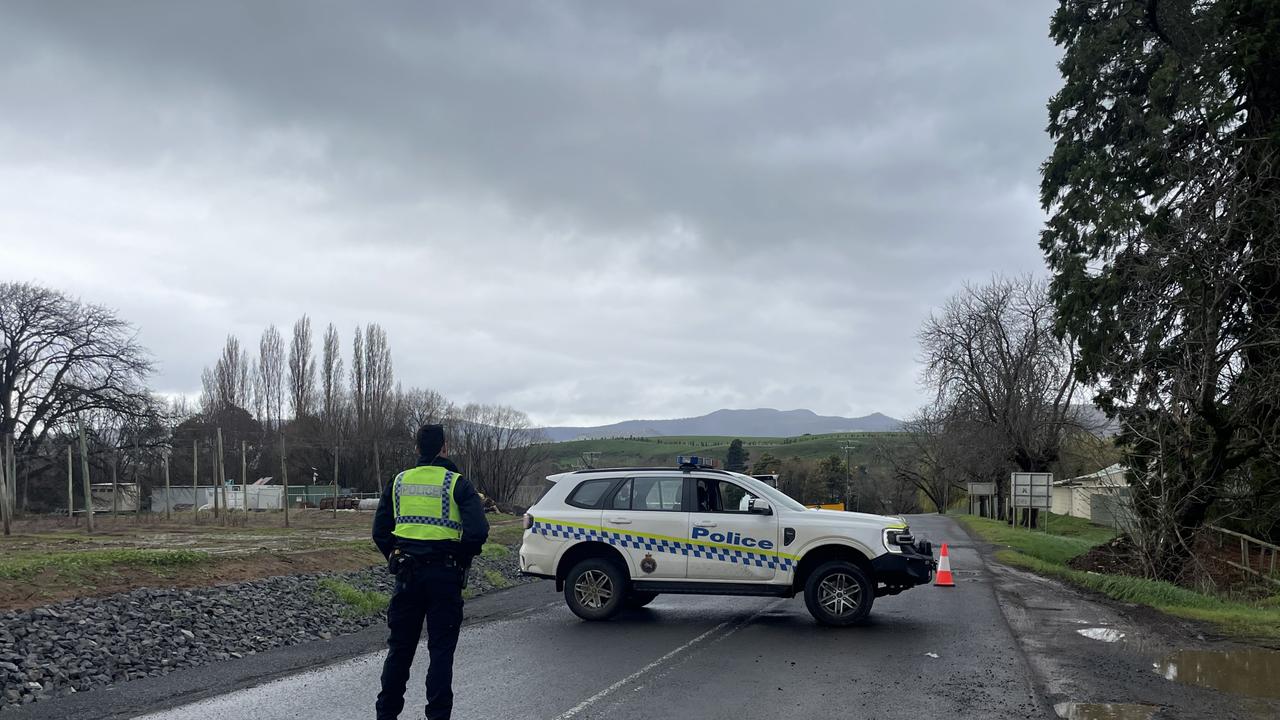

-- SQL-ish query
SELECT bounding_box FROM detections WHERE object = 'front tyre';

[564,558,626,621]
[803,561,874,626]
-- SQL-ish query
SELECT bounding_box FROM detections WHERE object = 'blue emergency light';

[677,456,718,469]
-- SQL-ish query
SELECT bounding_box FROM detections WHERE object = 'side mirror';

[748,498,773,516]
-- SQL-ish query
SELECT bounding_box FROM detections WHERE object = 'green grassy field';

[539,432,909,471]
[0,548,210,580]
[958,514,1280,640]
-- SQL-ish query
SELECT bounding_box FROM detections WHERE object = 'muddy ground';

[0,510,524,611]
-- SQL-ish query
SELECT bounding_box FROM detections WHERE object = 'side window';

[567,478,616,509]
[695,478,758,513]
[608,479,633,510]
[632,477,685,511]
[718,480,755,513]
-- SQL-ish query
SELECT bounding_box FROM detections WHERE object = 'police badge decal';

[640,554,657,573]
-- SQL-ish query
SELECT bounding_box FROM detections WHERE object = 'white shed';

[1051,464,1128,519]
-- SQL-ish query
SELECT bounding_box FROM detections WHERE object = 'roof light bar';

[677,456,718,469]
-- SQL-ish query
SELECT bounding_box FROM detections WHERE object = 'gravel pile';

[0,551,531,709]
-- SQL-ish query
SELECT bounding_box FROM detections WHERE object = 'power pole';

[841,445,857,512]
[78,419,94,534]
[332,448,339,519]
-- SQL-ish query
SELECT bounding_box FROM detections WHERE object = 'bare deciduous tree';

[321,323,343,425]
[363,323,394,438]
[447,404,548,505]
[350,326,366,437]
[200,335,253,414]
[287,315,316,419]
[398,387,451,435]
[918,276,1088,520]
[0,283,154,454]
[257,325,284,430]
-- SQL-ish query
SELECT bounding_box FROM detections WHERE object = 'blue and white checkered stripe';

[531,521,795,571]
[441,471,454,521]
[397,515,463,530]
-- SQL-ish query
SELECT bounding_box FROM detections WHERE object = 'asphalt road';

[134,515,1047,720]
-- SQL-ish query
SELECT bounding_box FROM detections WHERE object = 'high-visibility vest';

[391,465,464,542]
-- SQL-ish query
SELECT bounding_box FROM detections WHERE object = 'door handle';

[693,520,717,528]
[608,517,632,525]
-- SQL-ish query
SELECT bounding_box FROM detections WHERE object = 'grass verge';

[487,518,525,546]
[957,514,1280,640]
[318,578,389,617]
[958,513,1116,565]
[0,549,209,580]
[481,542,510,559]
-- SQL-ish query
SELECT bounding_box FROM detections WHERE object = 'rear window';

[566,478,616,508]
[607,476,685,511]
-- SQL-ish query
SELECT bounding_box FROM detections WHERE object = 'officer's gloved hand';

[388,549,410,576]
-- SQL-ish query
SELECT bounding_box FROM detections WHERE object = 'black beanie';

[417,424,446,458]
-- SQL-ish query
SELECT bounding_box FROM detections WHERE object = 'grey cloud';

[0,0,1062,425]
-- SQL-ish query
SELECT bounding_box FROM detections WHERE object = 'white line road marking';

[551,602,776,720]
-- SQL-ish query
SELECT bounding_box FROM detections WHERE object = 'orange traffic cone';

[934,543,955,587]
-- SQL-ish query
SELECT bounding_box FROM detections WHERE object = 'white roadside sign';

[1011,472,1052,509]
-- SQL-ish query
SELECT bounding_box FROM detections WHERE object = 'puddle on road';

[1156,648,1280,699]
[1054,702,1158,720]
[1077,627,1126,643]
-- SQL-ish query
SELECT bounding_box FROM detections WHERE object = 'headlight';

[882,527,915,554]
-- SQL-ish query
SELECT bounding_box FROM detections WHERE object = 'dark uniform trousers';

[376,562,465,720]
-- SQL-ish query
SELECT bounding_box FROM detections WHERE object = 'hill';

[539,408,901,442]
[538,431,909,473]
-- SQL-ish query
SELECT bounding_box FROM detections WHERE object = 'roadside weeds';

[957,514,1280,641]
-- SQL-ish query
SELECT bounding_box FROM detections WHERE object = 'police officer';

[373,424,489,720]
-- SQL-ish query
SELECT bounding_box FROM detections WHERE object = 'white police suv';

[519,457,935,626]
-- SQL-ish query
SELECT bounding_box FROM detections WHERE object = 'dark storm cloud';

[0,1,1061,424]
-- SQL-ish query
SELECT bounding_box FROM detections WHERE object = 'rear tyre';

[803,561,874,627]
[624,591,659,609]
[564,558,627,621]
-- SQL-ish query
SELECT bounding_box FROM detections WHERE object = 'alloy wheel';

[574,569,614,609]
[817,572,862,617]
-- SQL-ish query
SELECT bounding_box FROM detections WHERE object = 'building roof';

[1055,463,1127,487]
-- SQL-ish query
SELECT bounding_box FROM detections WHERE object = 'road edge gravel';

[0,580,557,720]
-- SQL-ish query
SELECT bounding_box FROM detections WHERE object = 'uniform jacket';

[372,456,490,561]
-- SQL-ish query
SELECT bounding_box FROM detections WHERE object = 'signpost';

[966,482,996,518]
[1010,472,1052,531]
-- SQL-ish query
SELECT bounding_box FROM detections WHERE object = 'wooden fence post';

[67,445,75,523]
[241,441,248,526]
[280,433,290,528]
[216,428,228,524]
[163,454,172,521]
[78,419,94,534]
[0,437,10,537]
[192,439,199,523]
[111,450,119,518]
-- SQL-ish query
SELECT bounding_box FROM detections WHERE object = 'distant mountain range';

[538,408,903,442]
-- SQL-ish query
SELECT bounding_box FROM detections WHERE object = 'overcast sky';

[1,1,1061,426]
